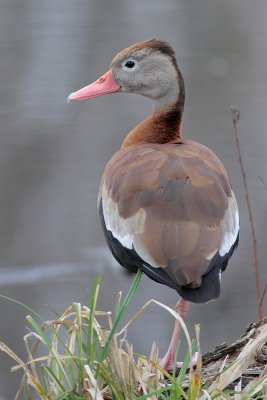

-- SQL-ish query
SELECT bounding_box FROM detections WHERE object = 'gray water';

[1,0,267,398]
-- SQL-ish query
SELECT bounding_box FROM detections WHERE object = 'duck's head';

[68,39,184,112]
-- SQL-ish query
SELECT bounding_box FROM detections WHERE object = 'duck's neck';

[122,69,185,148]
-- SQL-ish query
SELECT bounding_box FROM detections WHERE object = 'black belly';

[99,199,239,304]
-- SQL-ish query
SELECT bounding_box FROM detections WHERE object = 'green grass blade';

[87,276,101,361]
[98,363,124,400]
[172,340,181,379]
[44,305,82,373]
[135,386,172,400]
[73,302,84,383]
[66,358,76,388]
[55,393,72,400]
[98,268,142,366]
[177,340,197,386]
[26,315,72,390]
[22,374,28,400]
[40,365,49,394]
[0,294,44,323]
[241,372,267,398]
[42,365,66,392]
[114,290,122,320]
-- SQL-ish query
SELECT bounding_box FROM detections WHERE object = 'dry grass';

[0,274,267,399]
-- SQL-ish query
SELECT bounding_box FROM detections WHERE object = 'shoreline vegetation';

[0,273,267,399]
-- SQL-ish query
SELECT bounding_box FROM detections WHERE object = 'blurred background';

[1,0,267,397]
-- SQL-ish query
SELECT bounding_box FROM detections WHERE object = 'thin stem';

[231,106,263,320]
[258,176,267,307]
[96,269,143,376]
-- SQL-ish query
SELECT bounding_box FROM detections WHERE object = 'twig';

[258,176,267,306]
[230,106,263,320]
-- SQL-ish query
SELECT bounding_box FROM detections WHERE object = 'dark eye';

[125,60,135,69]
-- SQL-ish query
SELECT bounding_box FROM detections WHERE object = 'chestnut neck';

[122,68,185,148]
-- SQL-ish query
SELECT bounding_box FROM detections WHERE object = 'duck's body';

[99,139,238,304]
[68,39,239,370]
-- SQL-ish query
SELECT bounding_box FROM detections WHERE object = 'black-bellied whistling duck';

[68,39,239,370]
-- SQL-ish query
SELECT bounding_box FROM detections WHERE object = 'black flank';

[99,199,239,304]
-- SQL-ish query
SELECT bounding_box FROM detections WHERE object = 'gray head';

[110,39,184,110]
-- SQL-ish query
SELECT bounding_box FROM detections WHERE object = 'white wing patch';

[218,191,239,257]
[101,185,144,249]
[102,185,239,267]
[101,185,162,268]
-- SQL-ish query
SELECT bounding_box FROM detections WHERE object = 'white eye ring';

[122,58,138,71]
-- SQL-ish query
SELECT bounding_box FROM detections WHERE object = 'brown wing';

[98,139,239,290]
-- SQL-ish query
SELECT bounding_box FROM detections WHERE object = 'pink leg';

[161,299,198,371]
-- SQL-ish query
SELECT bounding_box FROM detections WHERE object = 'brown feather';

[99,139,234,288]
